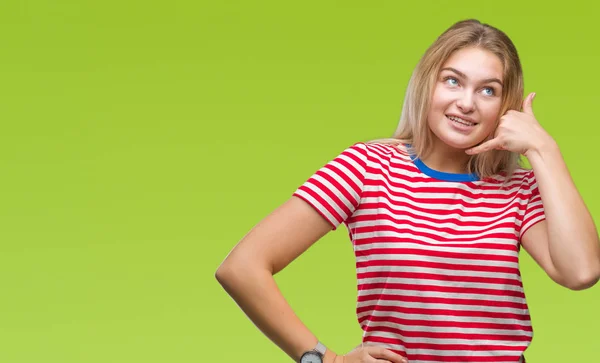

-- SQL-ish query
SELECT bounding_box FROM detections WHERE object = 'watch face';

[300,351,322,363]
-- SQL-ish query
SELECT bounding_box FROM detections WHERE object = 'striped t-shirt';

[292,142,545,363]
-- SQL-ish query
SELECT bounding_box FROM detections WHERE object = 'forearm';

[526,141,600,283]
[215,263,338,363]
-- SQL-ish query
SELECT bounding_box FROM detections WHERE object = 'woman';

[215,19,600,363]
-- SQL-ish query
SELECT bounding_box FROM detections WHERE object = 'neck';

[419,138,472,175]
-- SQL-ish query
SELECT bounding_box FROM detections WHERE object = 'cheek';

[480,102,502,123]
[430,88,452,108]
[479,106,501,136]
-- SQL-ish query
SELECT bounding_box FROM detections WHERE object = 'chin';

[434,132,483,151]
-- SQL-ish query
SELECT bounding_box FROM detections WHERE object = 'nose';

[456,90,475,113]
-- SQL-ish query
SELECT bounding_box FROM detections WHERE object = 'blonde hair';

[367,19,525,179]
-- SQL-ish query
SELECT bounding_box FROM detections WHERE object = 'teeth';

[448,116,475,126]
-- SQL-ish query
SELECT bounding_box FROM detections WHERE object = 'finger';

[367,346,408,363]
[465,138,504,155]
[521,92,536,115]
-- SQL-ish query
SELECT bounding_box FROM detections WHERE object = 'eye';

[482,87,495,96]
[444,76,459,86]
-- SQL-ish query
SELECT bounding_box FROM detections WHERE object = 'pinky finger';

[465,138,503,155]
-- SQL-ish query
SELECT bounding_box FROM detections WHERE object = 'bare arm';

[465,93,600,290]
[521,141,600,290]
[216,142,408,363]
[215,196,339,362]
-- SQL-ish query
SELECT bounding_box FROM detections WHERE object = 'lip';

[446,115,477,133]
[446,114,478,124]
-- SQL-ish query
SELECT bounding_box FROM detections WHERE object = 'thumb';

[522,92,536,115]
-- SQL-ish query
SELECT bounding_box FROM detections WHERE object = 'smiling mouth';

[447,115,476,127]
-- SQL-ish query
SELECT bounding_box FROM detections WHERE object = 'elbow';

[215,250,247,284]
[215,264,229,285]
[557,245,600,291]
[564,267,600,291]
[215,258,266,288]
[215,263,243,296]
[215,260,239,287]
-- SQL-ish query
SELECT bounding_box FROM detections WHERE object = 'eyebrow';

[441,67,503,87]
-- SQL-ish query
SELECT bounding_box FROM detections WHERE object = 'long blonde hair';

[368,19,525,179]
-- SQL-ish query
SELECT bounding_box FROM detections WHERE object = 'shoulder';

[354,141,412,160]
[332,141,415,176]
[510,168,537,189]
[484,167,537,192]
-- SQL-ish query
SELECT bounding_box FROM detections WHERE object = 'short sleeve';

[519,170,546,239]
[292,142,370,230]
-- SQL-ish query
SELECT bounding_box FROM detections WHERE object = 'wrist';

[323,349,339,363]
[525,136,559,160]
[299,341,334,363]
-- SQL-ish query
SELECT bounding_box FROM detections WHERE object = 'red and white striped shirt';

[292,142,545,363]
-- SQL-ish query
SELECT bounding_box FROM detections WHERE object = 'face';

[427,46,504,151]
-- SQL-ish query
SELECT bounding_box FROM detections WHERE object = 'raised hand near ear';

[465,93,554,157]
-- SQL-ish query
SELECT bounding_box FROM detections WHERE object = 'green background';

[0,1,598,362]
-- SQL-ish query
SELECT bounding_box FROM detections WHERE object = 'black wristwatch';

[299,341,327,363]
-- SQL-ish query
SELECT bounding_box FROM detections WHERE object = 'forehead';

[441,47,504,79]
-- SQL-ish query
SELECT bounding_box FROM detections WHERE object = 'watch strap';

[299,341,327,363]
[314,341,327,355]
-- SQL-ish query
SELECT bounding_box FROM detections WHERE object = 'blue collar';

[405,144,480,182]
